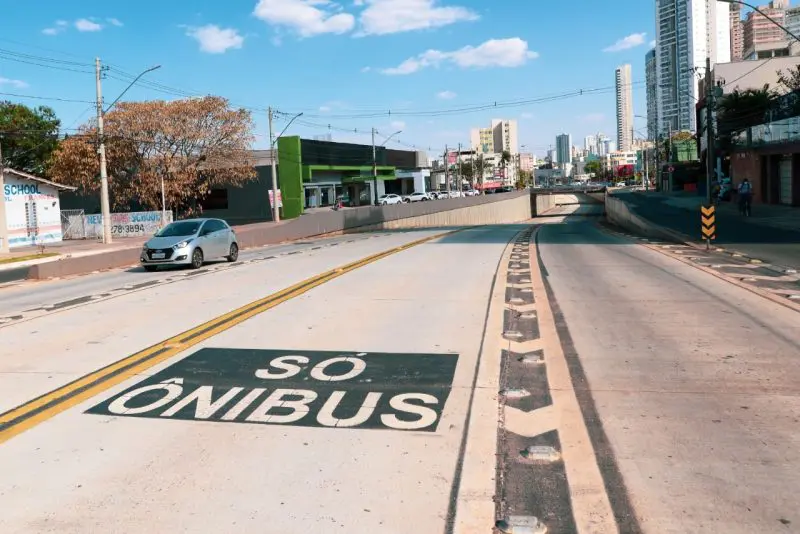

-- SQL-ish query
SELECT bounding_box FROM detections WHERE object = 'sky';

[1,0,655,158]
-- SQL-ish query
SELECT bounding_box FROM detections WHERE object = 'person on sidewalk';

[737,179,753,216]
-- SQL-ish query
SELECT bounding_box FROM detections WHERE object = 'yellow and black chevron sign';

[701,205,716,240]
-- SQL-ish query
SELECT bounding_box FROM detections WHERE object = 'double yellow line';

[0,231,452,445]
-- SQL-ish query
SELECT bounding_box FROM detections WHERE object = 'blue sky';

[1,0,655,157]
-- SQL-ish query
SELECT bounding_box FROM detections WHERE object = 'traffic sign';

[701,205,716,242]
[87,348,458,432]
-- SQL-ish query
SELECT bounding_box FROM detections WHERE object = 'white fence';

[83,211,174,239]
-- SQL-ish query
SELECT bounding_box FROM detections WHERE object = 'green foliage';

[584,160,602,176]
[0,101,61,174]
[716,85,774,134]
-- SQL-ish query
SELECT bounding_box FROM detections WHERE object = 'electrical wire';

[0,91,95,104]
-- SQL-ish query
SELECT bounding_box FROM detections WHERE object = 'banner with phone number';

[84,211,174,238]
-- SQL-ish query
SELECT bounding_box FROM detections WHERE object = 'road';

[1,203,798,534]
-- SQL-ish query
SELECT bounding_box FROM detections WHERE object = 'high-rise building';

[645,49,658,142]
[555,134,572,165]
[584,135,598,155]
[470,127,495,153]
[655,0,731,134]
[469,119,518,154]
[743,2,788,59]
[615,64,634,151]
[730,2,744,60]
[491,119,519,154]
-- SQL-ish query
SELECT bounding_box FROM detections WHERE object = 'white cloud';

[253,0,355,37]
[107,18,124,27]
[187,24,245,53]
[361,66,371,72]
[75,18,103,32]
[382,37,538,75]
[649,39,656,48]
[390,120,405,130]
[357,0,478,36]
[520,112,534,119]
[319,105,332,112]
[603,32,646,52]
[0,77,29,89]
[56,20,68,26]
[42,28,60,35]
[436,90,456,99]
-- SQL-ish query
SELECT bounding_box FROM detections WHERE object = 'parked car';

[464,189,479,197]
[140,218,238,272]
[615,181,626,188]
[435,191,452,199]
[379,193,403,205]
[403,191,430,203]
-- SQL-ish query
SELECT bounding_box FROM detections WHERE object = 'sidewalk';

[615,191,800,270]
[0,237,147,271]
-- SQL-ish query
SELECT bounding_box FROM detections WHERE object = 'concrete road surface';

[1,207,798,534]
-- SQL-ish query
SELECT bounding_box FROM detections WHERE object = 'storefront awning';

[477,181,503,190]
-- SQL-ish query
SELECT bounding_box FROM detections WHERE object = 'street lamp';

[97,63,161,244]
[371,129,402,205]
[268,109,303,222]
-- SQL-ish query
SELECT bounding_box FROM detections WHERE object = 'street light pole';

[371,129,402,204]
[95,60,162,243]
[269,108,304,221]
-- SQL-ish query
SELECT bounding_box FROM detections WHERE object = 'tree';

[0,102,61,174]
[48,96,256,214]
[715,85,774,135]
[777,65,800,93]
[584,160,602,177]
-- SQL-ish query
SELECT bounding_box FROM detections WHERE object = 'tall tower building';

[615,64,634,151]
[491,119,519,155]
[743,2,788,58]
[655,0,731,135]
[584,135,598,155]
[645,49,658,142]
[555,134,572,165]
[730,2,744,60]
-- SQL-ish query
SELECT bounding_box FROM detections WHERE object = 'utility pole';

[444,145,450,196]
[95,57,112,244]
[705,56,715,206]
[444,145,449,195]
[268,107,280,222]
[457,142,462,192]
[371,127,378,204]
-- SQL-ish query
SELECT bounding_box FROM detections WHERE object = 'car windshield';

[156,221,202,237]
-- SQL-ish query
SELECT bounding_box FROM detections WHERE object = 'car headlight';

[174,239,192,249]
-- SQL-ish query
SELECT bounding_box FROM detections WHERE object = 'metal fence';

[60,209,87,240]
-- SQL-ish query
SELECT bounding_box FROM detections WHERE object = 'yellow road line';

[0,231,453,445]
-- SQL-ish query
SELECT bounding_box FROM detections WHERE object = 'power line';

[0,91,95,104]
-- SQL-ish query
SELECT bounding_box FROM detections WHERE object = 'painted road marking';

[87,348,458,432]
[0,231,454,445]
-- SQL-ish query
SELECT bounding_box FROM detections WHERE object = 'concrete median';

[22,191,535,280]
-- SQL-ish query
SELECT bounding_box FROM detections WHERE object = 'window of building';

[200,188,229,211]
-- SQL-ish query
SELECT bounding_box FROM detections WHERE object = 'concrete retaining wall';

[531,194,556,216]
[23,191,533,280]
[605,194,683,242]
[358,192,532,230]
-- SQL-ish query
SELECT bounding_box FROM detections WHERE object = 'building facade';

[743,2,788,59]
[555,134,572,165]
[470,119,519,155]
[584,135,597,155]
[616,64,634,151]
[656,0,731,135]
[645,49,659,141]
[730,1,744,60]
[2,168,75,248]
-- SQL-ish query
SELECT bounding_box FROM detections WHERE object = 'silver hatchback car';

[140,218,238,271]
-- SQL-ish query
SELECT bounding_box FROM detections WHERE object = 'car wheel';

[226,243,239,262]
[190,248,204,269]
[143,265,158,272]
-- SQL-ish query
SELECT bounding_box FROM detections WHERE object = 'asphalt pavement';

[1,203,798,534]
